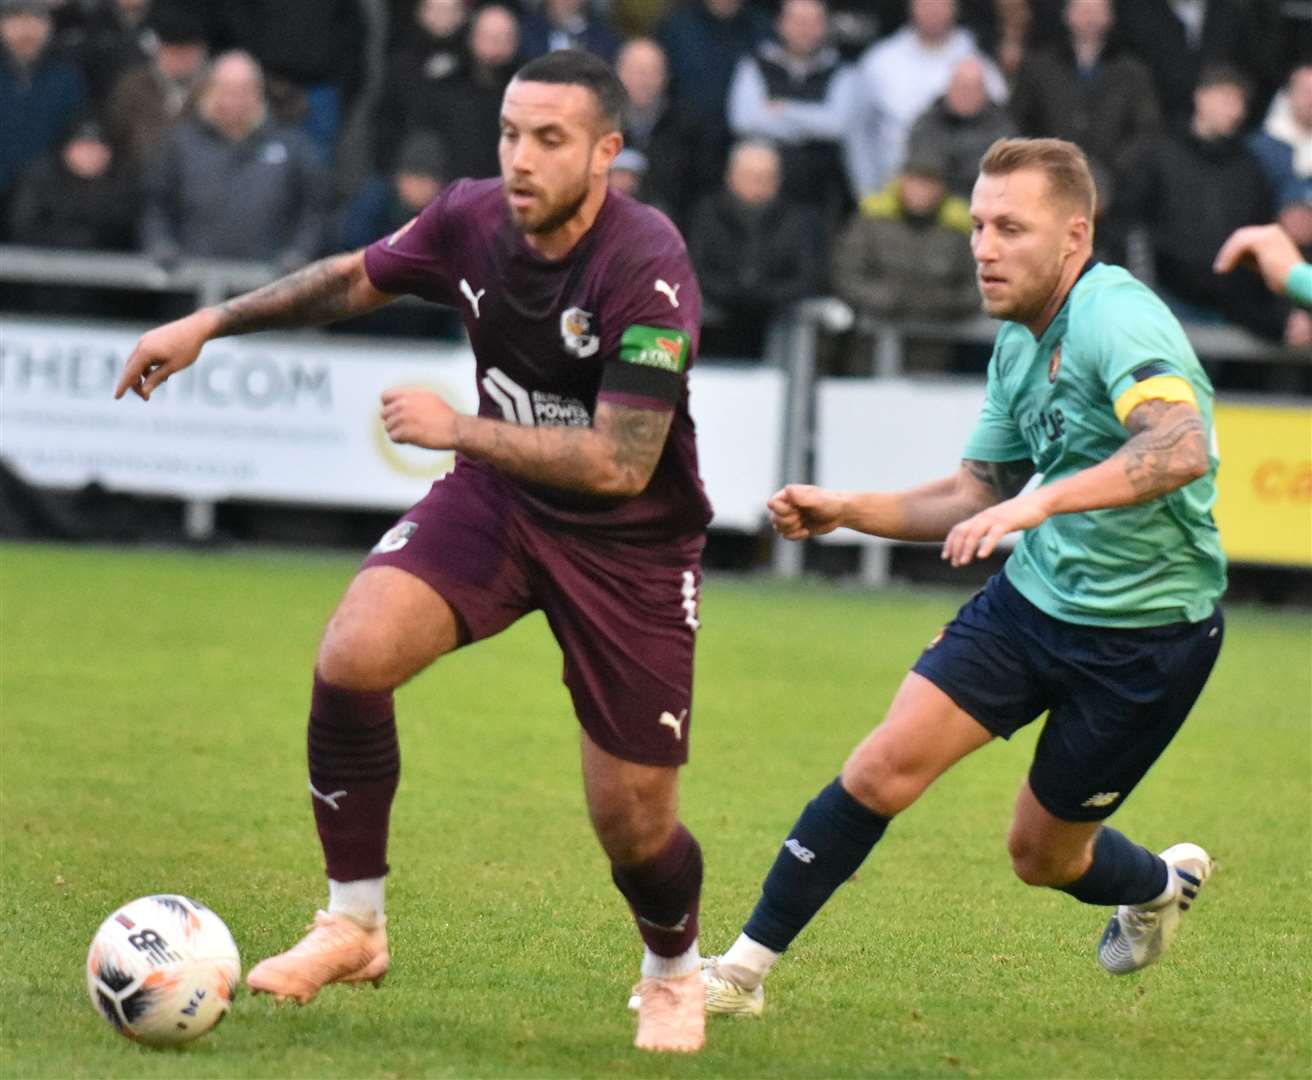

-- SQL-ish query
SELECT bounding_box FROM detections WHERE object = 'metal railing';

[1,248,1308,564]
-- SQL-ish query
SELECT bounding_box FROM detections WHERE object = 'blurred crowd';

[2,0,1310,352]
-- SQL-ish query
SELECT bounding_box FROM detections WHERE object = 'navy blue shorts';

[912,572,1223,821]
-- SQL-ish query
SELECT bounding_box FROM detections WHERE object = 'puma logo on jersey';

[309,782,348,810]
[659,709,687,740]
[460,278,485,318]
[654,279,681,308]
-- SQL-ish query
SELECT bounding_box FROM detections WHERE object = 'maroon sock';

[307,675,399,881]
[611,824,702,958]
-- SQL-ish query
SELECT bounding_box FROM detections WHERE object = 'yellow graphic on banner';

[1212,402,1312,567]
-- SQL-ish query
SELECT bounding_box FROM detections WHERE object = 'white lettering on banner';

[0,338,333,412]
[0,318,787,529]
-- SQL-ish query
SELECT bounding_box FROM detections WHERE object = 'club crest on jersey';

[372,521,418,554]
[1048,344,1062,383]
[560,307,600,358]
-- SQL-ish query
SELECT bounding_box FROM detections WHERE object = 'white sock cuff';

[641,940,700,979]
[328,876,386,927]
[722,932,781,981]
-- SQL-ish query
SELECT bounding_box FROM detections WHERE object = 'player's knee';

[840,748,921,818]
[316,622,404,692]
[591,802,673,865]
[1007,836,1084,888]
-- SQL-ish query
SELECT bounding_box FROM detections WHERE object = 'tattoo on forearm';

[214,255,358,335]
[964,458,1035,500]
[1118,400,1208,498]
[604,403,671,488]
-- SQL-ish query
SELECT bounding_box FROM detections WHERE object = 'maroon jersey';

[363,178,713,540]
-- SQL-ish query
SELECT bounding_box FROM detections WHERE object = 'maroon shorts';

[362,463,705,766]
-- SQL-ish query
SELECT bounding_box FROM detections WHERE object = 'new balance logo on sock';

[1082,791,1121,808]
[637,912,691,933]
[784,838,815,864]
[309,782,348,810]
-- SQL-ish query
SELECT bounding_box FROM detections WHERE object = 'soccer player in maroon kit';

[114,50,712,1053]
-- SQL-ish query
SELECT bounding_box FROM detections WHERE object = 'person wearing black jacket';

[688,139,825,358]
[1122,65,1304,345]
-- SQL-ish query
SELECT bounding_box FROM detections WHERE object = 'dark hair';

[513,49,627,132]
[1195,63,1252,102]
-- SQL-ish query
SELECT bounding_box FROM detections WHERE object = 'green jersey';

[963,262,1226,627]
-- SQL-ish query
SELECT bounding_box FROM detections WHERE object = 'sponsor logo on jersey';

[620,324,689,374]
[1048,343,1062,383]
[560,306,600,358]
[372,520,419,554]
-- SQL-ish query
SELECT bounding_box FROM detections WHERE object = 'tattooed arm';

[114,251,395,400]
[381,389,674,498]
[941,399,1208,567]
[769,457,1034,542]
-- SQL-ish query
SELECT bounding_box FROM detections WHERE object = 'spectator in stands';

[657,0,770,122]
[727,0,856,230]
[74,0,155,97]
[217,0,367,162]
[616,35,724,229]
[104,7,208,172]
[140,50,330,268]
[830,149,978,372]
[905,55,1014,200]
[848,0,1006,198]
[608,147,648,198]
[332,130,462,340]
[1009,0,1160,258]
[1249,63,1312,222]
[374,0,468,170]
[519,0,620,64]
[0,0,87,228]
[1115,0,1283,126]
[688,139,826,358]
[416,3,520,181]
[9,118,136,250]
[1123,65,1304,345]
[338,131,447,251]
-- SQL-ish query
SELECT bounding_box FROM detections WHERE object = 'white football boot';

[700,956,765,1016]
[1098,843,1213,975]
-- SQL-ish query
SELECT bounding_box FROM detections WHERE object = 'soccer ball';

[86,894,240,1046]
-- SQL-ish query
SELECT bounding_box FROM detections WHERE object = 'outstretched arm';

[114,250,395,400]
[942,399,1208,566]
[381,389,673,499]
[768,457,1035,542]
[1213,223,1306,301]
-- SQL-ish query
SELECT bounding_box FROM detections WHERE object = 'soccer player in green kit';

[703,138,1227,1014]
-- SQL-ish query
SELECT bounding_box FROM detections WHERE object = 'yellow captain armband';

[1113,374,1198,425]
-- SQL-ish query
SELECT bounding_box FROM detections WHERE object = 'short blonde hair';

[979,137,1096,219]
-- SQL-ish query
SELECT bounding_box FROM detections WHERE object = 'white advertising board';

[0,318,783,530]
[814,377,988,543]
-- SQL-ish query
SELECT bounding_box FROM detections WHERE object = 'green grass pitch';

[2,541,1308,1078]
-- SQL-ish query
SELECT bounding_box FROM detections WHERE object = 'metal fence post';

[771,305,818,578]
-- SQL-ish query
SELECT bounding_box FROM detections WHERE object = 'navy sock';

[1059,827,1168,906]
[743,778,890,953]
